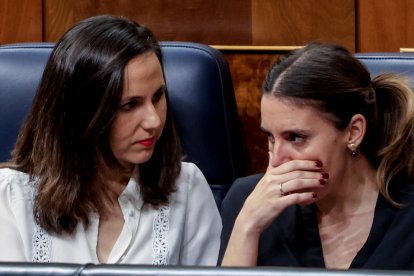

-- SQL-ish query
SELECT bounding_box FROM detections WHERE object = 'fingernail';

[321,172,329,179]
[319,178,326,185]
[312,192,317,198]
[315,160,323,167]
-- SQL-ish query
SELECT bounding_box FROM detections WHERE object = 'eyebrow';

[121,84,166,102]
[157,84,167,93]
[260,126,309,135]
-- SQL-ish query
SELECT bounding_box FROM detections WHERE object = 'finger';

[268,159,322,175]
[279,172,329,194]
[278,177,325,196]
[278,191,318,206]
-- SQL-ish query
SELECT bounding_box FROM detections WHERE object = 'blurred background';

[1,0,411,174]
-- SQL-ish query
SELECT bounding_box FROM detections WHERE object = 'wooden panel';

[252,0,355,51]
[0,0,42,43]
[224,52,283,174]
[357,0,414,52]
[43,0,252,44]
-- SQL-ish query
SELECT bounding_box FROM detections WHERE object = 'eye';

[152,88,165,103]
[285,132,306,143]
[119,99,141,112]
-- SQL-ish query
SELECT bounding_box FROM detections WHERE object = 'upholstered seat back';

[0,42,248,207]
[356,52,414,88]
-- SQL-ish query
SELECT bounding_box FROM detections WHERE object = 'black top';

[219,174,414,270]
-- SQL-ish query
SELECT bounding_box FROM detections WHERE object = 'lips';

[137,137,156,147]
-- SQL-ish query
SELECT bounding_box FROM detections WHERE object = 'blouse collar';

[119,177,144,211]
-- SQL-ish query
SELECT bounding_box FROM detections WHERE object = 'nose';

[269,140,292,168]
[141,103,162,131]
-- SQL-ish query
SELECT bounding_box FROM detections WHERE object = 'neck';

[316,156,379,220]
[96,160,137,208]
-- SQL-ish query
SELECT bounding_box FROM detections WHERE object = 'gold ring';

[279,183,284,195]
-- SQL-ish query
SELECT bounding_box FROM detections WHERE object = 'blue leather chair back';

[0,42,248,207]
[356,52,414,88]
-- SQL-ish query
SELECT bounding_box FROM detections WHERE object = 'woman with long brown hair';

[0,14,221,265]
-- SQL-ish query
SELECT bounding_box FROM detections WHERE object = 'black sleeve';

[217,173,264,265]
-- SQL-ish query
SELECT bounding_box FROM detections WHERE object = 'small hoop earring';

[348,143,359,157]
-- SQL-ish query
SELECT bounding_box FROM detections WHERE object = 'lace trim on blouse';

[29,179,51,262]
[152,205,170,265]
[32,227,51,262]
[28,177,171,264]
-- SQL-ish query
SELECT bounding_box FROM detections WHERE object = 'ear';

[346,114,366,148]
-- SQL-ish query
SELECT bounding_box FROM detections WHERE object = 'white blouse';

[0,162,222,265]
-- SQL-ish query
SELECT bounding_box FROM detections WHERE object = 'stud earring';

[348,143,359,157]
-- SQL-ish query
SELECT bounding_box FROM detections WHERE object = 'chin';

[118,151,154,166]
[134,152,155,164]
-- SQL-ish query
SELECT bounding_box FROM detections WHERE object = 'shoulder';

[389,179,414,206]
[172,162,212,200]
[0,167,30,181]
[396,183,414,212]
[176,162,209,190]
[179,161,205,178]
[220,173,264,219]
[170,162,220,222]
[0,168,31,193]
[0,168,33,205]
[377,180,414,227]
[223,173,264,205]
[231,173,264,192]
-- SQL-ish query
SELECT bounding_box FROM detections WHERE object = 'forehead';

[122,52,164,95]
[260,95,333,130]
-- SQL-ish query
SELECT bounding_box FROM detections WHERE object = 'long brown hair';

[8,15,182,234]
[263,43,414,205]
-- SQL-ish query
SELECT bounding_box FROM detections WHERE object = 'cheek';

[108,116,133,149]
[108,120,122,152]
[299,136,342,166]
[315,137,347,177]
[158,100,167,128]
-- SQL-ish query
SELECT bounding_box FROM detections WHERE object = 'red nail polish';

[315,160,323,167]
[312,192,317,198]
[321,172,329,179]
[319,178,326,185]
